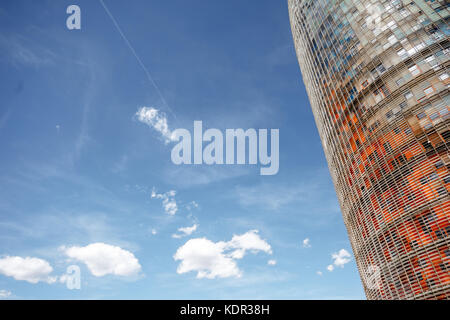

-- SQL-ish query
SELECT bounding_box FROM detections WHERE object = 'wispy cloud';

[172,224,198,239]
[185,201,199,211]
[0,33,56,67]
[151,187,178,215]
[302,238,311,248]
[72,69,95,164]
[0,108,13,130]
[234,183,305,210]
[166,165,251,188]
[0,289,12,299]
[111,155,128,173]
[135,107,176,144]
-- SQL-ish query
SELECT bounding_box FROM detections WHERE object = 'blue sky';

[0,0,365,299]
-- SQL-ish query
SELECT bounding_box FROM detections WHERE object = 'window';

[384,142,392,153]
[399,9,409,18]
[388,34,397,44]
[404,91,413,99]
[371,68,379,79]
[429,112,439,120]
[386,110,394,119]
[435,160,444,169]
[416,112,426,120]
[376,63,386,74]
[397,48,408,59]
[439,108,449,117]
[423,103,432,111]
[439,73,449,81]
[399,101,407,109]
[408,65,420,76]
[424,86,434,96]
[424,55,435,63]
[379,84,389,96]
[361,80,369,88]
[396,77,405,86]
[393,106,401,115]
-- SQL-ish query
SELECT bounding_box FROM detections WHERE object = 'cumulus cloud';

[267,260,277,266]
[0,290,12,298]
[174,230,272,279]
[316,271,323,276]
[174,238,239,279]
[0,256,56,284]
[332,249,351,268]
[172,224,198,239]
[63,243,141,277]
[135,107,175,144]
[226,229,273,259]
[302,238,311,248]
[326,249,351,272]
[151,188,178,215]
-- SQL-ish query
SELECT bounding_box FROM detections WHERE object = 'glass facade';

[288,0,449,299]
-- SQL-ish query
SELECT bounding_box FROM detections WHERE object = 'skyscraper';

[288,0,449,299]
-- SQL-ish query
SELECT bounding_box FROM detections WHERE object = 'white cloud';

[174,230,272,279]
[151,188,178,215]
[63,243,141,277]
[316,271,323,276]
[267,260,277,266]
[172,224,198,239]
[58,273,70,284]
[0,290,12,298]
[226,230,272,259]
[325,249,352,272]
[302,238,311,248]
[185,201,199,211]
[174,238,239,279]
[0,256,56,284]
[332,249,351,268]
[135,107,175,144]
[151,228,157,235]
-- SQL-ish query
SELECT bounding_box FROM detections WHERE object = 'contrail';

[99,0,175,118]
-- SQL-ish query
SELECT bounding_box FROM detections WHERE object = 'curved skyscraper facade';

[288,0,449,299]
